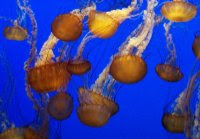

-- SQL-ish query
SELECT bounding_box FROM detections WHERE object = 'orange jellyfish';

[26,33,71,93]
[192,31,200,59]
[156,22,183,82]
[77,85,118,127]
[47,92,73,120]
[162,71,200,137]
[161,0,197,22]
[67,33,94,75]
[88,0,137,38]
[0,127,42,139]
[3,20,28,41]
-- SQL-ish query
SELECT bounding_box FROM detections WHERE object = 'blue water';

[0,0,200,139]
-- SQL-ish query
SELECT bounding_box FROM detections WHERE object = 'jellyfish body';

[110,54,147,84]
[3,25,27,41]
[88,10,119,38]
[51,13,83,41]
[77,88,118,127]
[67,59,91,75]
[161,0,197,22]
[27,62,70,93]
[47,92,73,120]
[0,127,41,139]
[162,113,186,133]
[156,64,183,82]
[192,32,200,59]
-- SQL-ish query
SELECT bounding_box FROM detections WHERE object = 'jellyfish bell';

[155,64,183,82]
[47,92,73,120]
[110,54,147,84]
[88,10,119,38]
[67,59,91,75]
[51,13,83,41]
[0,127,42,139]
[77,87,118,127]
[161,0,197,22]
[3,21,28,41]
[27,62,71,93]
[192,31,200,59]
[162,113,186,133]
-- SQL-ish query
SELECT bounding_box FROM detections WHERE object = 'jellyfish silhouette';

[156,22,183,82]
[47,92,73,120]
[161,0,197,22]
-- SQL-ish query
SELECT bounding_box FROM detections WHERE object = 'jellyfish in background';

[162,71,200,138]
[2,0,29,41]
[192,31,200,59]
[76,0,157,127]
[161,0,197,22]
[47,92,73,120]
[156,22,183,82]
[88,0,138,38]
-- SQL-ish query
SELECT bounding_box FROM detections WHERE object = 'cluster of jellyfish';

[0,0,200,138]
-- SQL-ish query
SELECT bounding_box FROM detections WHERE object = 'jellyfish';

[26,33,71,93]
[162,71,200,137]
[2,0,29,41]
[192,31,200,59]
[161,0,197,22]
[47,92,73,120]
[67,33,94,75]
[88,0,137,38]
[0,127,42,139]
[77,77,118,127]
[51,5,96,41]
[156,22,183,82]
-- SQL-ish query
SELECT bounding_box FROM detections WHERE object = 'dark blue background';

[0,0,200,138]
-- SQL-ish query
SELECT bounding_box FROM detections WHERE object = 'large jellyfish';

[161,0,197,22]
[3,0,29,41]
[162,71,200,137]
[156,22,183,82]
[88,0,138,38]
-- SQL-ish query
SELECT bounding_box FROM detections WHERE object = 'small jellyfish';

[161,0,197,22]
[192,31,200,59]
[67,60,91,75]
[3,20,28,41]
[51,13,83,41]
[156,22,183,82]
[110,54,147,83]
[77,87,118,127]
[88,0,137,38]
[47,92,73,120]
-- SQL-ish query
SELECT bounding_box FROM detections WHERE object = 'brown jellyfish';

[51,13,83,41]
[77,87,118,127]
[0,127,42,139]
[27,62,71,93]
[67,59,91,75]
[3,21,28,41]
[110,54,147,84]
[156,22,183,82]
[88,1,137,38]
[47,92,73,120]
[192,31,200,59]
[162,113,186,133]
[161,0,197,22]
